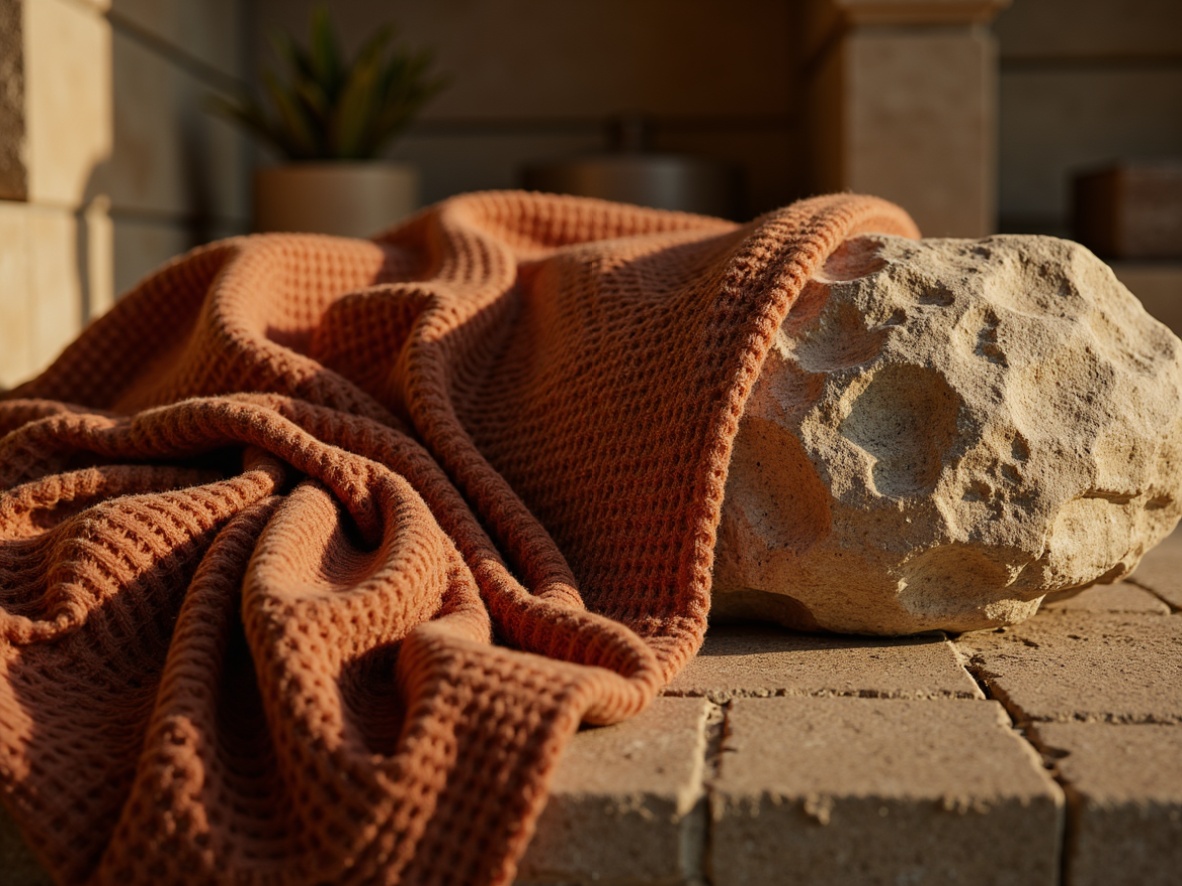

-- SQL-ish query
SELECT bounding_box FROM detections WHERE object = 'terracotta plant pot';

[253,162,420,238]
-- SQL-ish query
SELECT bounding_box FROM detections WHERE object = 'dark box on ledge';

[1073,162,1182,259]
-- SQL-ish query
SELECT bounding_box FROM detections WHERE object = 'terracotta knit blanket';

[0,191,918,884]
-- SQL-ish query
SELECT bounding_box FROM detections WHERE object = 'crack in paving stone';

[698,700,727,886]
[1009,721,1098,886]
[955,639,1071,886]
[1126,578,1182,613]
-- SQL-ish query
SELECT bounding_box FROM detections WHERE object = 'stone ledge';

[516,697,711,886]
[665,625,983,702]
[1026,722,1182,886]
[955,611,1182,725]
[710,697,1062,886]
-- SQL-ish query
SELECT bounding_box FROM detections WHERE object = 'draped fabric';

[0,191,918,884]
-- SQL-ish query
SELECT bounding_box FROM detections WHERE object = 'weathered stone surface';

[516,697,709,885]
[1127,523,1182,609]
[0,0,27,201]
[1029,722,1182,886]
[713,234,1182,635]
[710,697,1063,886]
[664,624,982,701]
[1038,580,1169,614]
[957,612,1182,724]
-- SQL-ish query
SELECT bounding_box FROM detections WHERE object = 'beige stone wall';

[250,0,802,220]
[0,0,248,388]
[4,0,1179,391]
[995,0,1182,236]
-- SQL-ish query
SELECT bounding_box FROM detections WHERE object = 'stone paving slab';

[1040,581,1170,614]
[1128,527,1182,610]
[665,625,983,702]
[710,697,1063,886]
[515,697,710,886]
[1028,722,1182,886]
[956,612,1182,723]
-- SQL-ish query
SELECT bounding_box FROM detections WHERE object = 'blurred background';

[0,0,1180,387]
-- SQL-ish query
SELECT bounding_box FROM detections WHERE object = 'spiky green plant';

[210,7,447,161]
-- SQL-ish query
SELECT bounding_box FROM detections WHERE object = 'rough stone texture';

[957,612,1182,723]
[0,0,26,201]
[710,697,1063,886]
[515,697,709,886]
[1030,722,1182,886]
[714,233,1182,635]
[664,624,982,701]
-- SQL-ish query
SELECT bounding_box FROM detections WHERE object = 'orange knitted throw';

[0,191,918,884]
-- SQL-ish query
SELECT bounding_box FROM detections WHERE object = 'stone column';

[803,0,1011,237]
[0,0,113,388]
[0,0,26,202]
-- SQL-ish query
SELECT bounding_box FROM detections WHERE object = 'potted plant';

[211,7,447,237]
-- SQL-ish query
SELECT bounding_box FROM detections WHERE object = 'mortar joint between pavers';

[954,647,1049,750]
[697,700,728,886]
[663,687,982,704]
[1010,723,1094,886]
[957,639,1073,886]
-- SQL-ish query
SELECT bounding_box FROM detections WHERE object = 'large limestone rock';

[713,234,1182,635]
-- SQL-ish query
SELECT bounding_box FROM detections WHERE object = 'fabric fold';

[0,191,918,884]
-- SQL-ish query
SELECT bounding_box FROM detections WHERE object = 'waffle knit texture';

[0,191,918,884]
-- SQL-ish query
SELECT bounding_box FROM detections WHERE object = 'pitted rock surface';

[712,234,1182,635]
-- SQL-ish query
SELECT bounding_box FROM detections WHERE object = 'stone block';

[850,30,995,238]
[0,0,26,201]
[810,29,996,237]
[801,0,1011,63]
[1040,582,1170,615]
[0,201,32,388]
[26,208,84,374]
[515,697,709,886]
[1030,722,1182,886]
[23,0,113,208]
[665,625,982,701]
[711,697,1062,885]
[85,197,115,319]
[957,612,1182,724]
[1073,163,1182,259]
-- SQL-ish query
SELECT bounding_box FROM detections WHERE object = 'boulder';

[712,234,1182,635]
